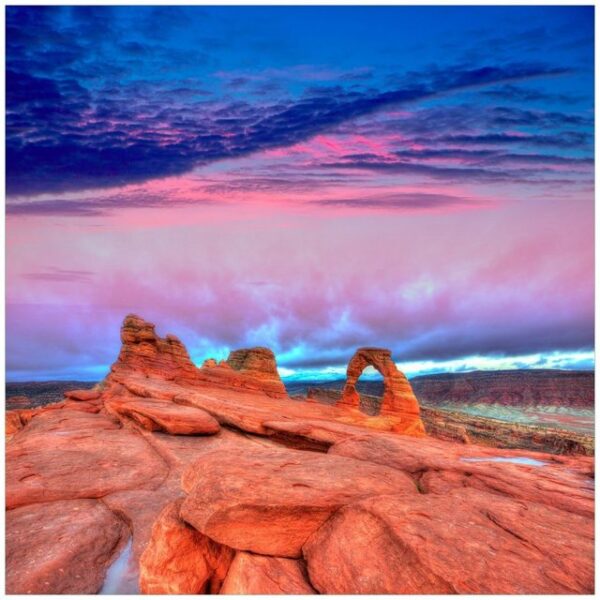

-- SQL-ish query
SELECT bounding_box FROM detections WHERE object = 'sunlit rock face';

[5,315,595,595]
[338,347,425,435]
[107,314,201,385]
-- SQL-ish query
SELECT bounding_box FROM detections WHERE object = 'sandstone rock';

[107,314,200,385]
[139,499,233,594]
[6,409,168,509]
[63,399,102,414]
[225,347,287,396]
[180,444,417,557]
[6,499,128,594]
[329,433,594,517]
[303,489,594,594]
[64,388,101,401]
[220,552,316,594]
[337,347,425,435]
[105,397,220,435]
[6,410,24,436]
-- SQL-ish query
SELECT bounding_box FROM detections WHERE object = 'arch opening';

[355,365,384,415]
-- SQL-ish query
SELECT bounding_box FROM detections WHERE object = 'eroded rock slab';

[180,444,417,557]
[6,409,168,509]
[220,552,316,594]
[303,489,594,594]
[105,397,220,435]
[6,499,128,594]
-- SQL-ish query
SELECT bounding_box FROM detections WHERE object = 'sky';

[6,5,595,382]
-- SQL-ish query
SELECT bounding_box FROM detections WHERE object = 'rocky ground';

[5,315,595,594]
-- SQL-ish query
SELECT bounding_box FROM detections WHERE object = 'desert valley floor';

[5,315,595,594]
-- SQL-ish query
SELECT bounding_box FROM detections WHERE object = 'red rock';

[6,499,128,594]
[220,552,316,594]
[337,347,425,435]
[6,409,168,509]
[107,314,201,385]
[6,410,24,436]
[64,388,101,401]
[303,489,594,594]
[105,397,220,435]
[179,444,417,557]
[224,346,287,397]
[329,433,594,517]
[139,499,233,594]
[63,399,102,413]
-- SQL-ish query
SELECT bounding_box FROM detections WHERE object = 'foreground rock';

[304,489,594,594]
[6,409,167,509]
[180,444,417,557]
[6,499,128,594]
[140,500,233,594]
[220,552,315,594]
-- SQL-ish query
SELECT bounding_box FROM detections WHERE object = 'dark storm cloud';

[6,5,577,199]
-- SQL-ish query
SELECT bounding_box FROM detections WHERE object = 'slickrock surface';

[6,499,129,594]
[6,409,168,509]
[5,315,595,595]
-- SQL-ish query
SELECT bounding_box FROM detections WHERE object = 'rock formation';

[107,314,200,385]
[338,347,425,435]
[225,347,287,396]
[5,315,595,595]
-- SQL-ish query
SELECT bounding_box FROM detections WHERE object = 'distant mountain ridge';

[410,369,594,409]
[285,369,594,409]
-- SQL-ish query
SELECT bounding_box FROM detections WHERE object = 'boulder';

[220,552,316,594]
[6,499,128,594]
[303,489,594,594]
[139,500,233,594]
[180,444,417,557]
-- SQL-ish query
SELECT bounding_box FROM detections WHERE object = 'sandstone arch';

[338,347,424,435]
